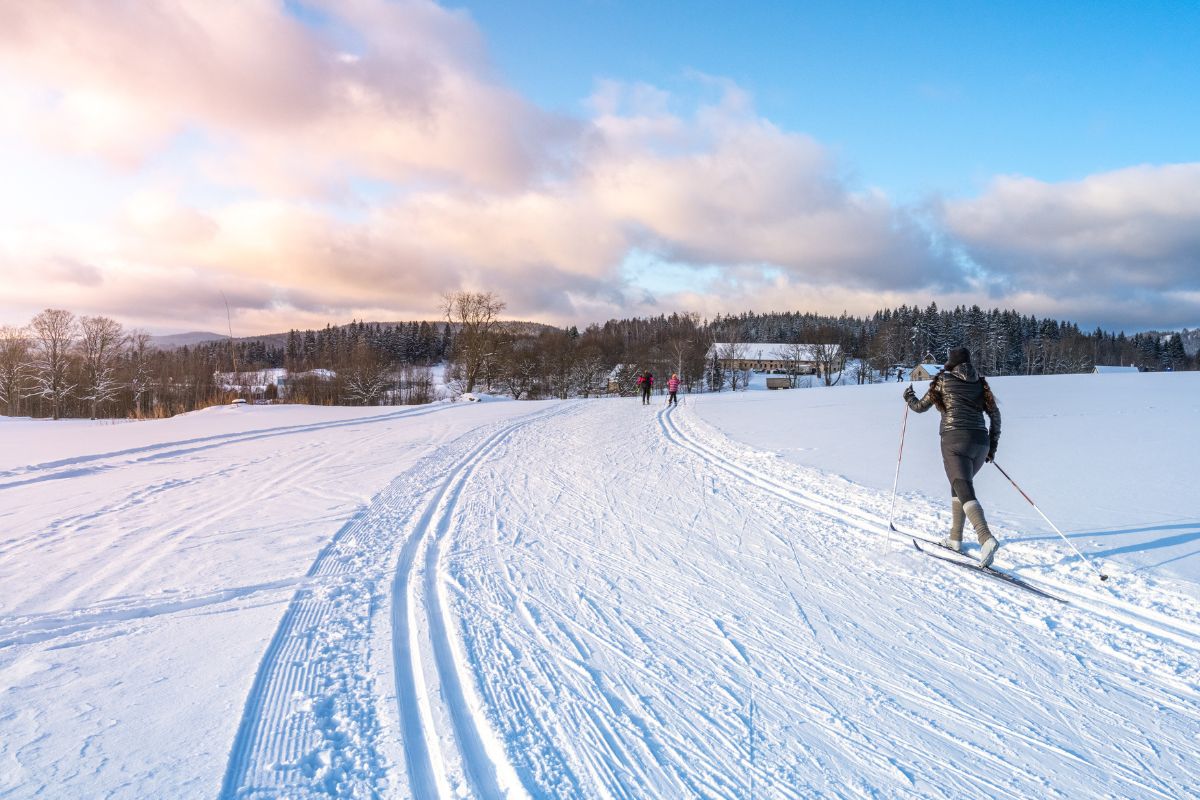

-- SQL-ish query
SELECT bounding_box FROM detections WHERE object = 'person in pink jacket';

[667,373,680,405]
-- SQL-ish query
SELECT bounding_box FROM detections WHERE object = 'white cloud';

[1,1,1196,334]
[942,164,1200,295]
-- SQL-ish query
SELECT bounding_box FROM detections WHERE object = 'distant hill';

[149,331,225,349]
[1181,328,1200,357]
[1146,328,1200,358]
[221,319,557,348]
[146,319,558,352]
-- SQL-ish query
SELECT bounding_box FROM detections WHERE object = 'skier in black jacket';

[904,347,1003,566]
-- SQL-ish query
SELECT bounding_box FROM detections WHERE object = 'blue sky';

[1,1,1198,334]
[454,0,1200,200]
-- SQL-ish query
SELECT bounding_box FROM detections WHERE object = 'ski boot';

[979,536,1000,568]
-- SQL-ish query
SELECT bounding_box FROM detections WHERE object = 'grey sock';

[950,497,964,542]
[963,500,994,545]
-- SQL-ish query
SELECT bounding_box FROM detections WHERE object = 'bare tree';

[538,330,576,399]
[397,364,435,404]
[28,309,78,420]
[78,315,126,418]
[571,347,608,398]
[0,326,31,416]
[342,343,391,405]
[443,291,506,393]
[773,342,816,388]
[126,330,153,417]
[612,363,641,396]
[808,336,847,387]
[717,342,751,391]
[497,337,540,400]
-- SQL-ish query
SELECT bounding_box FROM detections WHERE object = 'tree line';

[2,298,1194,419]
[448,299,1196,400]
[708,303,1194,379]
[0,311,452,419]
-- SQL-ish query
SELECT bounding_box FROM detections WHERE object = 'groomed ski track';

[217,397,1200,799]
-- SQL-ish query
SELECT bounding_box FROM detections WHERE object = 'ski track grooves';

[218,402,571,800]
[652,404,1199,798]
[0,402,453,492]
[391,405,574,800]
[658,404,1200,650]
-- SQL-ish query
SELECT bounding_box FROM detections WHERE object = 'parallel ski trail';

[391,402,576,800]
[0,403,452,492]
[662,404,1200,651]
[216,396,1200,799]
[218,403,565,800]
[427,397,1199,797]
[654,403,1200,798]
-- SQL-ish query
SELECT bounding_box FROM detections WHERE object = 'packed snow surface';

[2,374,1198,798]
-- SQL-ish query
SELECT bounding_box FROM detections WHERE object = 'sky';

[1,0,1198,335]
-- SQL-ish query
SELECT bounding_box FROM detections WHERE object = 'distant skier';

[903,347,1003,567]
[667,373,680,405]
[636,370,654,405]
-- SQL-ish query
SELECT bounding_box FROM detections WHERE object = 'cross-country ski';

[912,538,1066,603]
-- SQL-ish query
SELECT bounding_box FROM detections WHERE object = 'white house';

[707,343,839,375]
[606,364,641,393]
[911,363,945,381]
[1092,365,1140,374]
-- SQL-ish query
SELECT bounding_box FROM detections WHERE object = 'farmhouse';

[706,343,837,375]
[606,364,640,394]
[909,352,944,381]
[910,363,945,381]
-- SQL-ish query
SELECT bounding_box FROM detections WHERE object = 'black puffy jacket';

[906,364,1001,448]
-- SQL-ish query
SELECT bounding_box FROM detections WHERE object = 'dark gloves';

[986,443,997,463]
[903,386,916,403]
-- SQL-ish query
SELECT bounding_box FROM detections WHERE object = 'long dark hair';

[981,377,999,414]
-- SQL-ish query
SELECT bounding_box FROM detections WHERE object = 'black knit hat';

[945,347,971,369]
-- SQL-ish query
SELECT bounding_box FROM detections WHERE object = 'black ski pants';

[941,429,989,504]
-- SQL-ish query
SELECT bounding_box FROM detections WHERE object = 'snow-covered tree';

[497,334,541,400]
[716,342,751,391]
[127,330,153,417]
[342,343,391,405]
[0,325,31,416]
[571,349,608,398]
[78,315,126,419]
[28,309,78,420]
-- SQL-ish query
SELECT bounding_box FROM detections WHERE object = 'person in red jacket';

[636,370,654,405]
[667,373,680,405]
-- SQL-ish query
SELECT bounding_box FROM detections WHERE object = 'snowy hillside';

[1,376,1198,799]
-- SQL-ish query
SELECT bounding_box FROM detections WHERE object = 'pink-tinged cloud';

[2,1,1197,334]
[0,0,572,188]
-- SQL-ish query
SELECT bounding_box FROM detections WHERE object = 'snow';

[707,342,841,362]
[693,372,1200,585]
[2,375,1199,798]
[216,368,290,390]
[458,393,510,403]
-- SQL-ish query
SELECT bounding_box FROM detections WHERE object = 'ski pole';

[886,400,910,544]
[992,461,1109,581]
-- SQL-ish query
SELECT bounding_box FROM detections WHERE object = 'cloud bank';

[1,0,1197,333]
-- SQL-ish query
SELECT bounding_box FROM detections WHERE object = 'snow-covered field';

[2,375,1198,798]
